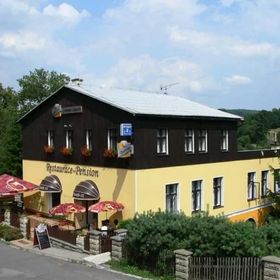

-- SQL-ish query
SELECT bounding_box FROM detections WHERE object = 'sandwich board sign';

[34,223,51,250]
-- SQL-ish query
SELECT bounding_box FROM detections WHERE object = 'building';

[19,84,280,227]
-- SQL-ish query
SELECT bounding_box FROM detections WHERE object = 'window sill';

[221,150,229,153]
[157,153,169,157]
[247,198,257,202]
[213,205,224,209]
[198,151,208,154]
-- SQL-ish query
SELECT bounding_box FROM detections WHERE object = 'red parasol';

[0,174,38,197]
[88,200,124,213]
[49,202,86,216]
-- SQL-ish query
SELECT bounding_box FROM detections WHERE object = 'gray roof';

[66,84,242,120]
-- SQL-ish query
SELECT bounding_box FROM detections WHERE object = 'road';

[0,243,136,280]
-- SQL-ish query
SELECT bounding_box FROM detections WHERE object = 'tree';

[0,84,21,176]
[17,68,70,116]
[0,69,70,177]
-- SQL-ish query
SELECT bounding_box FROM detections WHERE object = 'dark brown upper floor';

[20,86,277,170]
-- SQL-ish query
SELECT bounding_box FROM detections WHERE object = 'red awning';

[0,174,38,197]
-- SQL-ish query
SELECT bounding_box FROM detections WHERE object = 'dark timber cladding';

[20,86,244,170]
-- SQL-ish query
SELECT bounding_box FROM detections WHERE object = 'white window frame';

[65,130,73,149]
[261,170,269,197]
[274,169,280,193]
[157,128,168,155]
[220,129,228,151]
[213,177,223,208]
[107,128,117,151]
[247,172,257,200]
[192,180,203,211]
[86,129,93,150]
[47,130,54,147]
[165,183,179,213]
[184,129,194,153]
[198,129,207,153]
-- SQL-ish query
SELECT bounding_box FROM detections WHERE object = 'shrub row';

[0,223,23,241]
[120,211,280,276]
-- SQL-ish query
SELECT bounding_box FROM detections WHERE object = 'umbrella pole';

[86,200,89,230]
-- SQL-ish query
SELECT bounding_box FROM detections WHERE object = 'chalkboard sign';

[34,224,51,250]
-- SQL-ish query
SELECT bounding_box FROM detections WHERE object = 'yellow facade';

[23,155,280,225]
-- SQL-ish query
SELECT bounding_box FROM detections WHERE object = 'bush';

[0,223,23,241]
[121,211,280,276]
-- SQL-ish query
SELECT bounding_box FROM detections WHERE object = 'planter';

[60,147,73,156]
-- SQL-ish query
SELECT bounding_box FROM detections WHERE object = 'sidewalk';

[9,239,110,267]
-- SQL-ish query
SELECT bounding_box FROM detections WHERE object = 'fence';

[189,256,262,280]
[47,225,77,245]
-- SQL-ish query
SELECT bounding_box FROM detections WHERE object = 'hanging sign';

[120,123,133,136]
[52,104,83,118]
[34,224,51,250]
[117,141,132,158]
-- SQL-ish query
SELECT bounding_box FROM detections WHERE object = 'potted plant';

[60,147,73,156]
[103,148,117,158]
[80,145,92,157]
[43,145,54,154]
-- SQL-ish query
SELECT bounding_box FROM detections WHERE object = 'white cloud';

[43,3,90,24]
[0,32,46,51]
[89,55,214,97]
[225,75,252,85]
[0,0,39,16]
[231,42,273,57]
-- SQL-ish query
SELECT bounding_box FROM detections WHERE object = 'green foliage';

[236,108,280,150]
[17,68,70,116]
[121,211,280,277]
[0,69,70,176]
[0,224,23,241]
[109,259,175,280]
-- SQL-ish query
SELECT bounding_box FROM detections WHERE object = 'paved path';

[0,243,138,280]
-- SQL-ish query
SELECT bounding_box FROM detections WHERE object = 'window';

[184,129,194,153]
[274,169,280,193]
[213,177,223,208]
[47,130,54,147]
[85,129,93,150]
[198,129,207,152]
[65,130,73,149]
[220,129,228,151]
[261,171,269,197]
[107,128,117,151]
[192,180,202,211]
[247,172,256,200]
[157,129,168,154]
[165,184,178,213]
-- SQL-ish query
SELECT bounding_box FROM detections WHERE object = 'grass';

[108,259,175,280]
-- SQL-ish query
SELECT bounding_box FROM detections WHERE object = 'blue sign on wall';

[120,123,133,136]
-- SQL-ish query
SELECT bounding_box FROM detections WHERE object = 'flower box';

[81,146,92,157]
[60,147,73,156]
[44,145,54,154]
[103,148,117,158]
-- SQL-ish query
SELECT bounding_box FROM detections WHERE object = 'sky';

[0,0,280,110]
